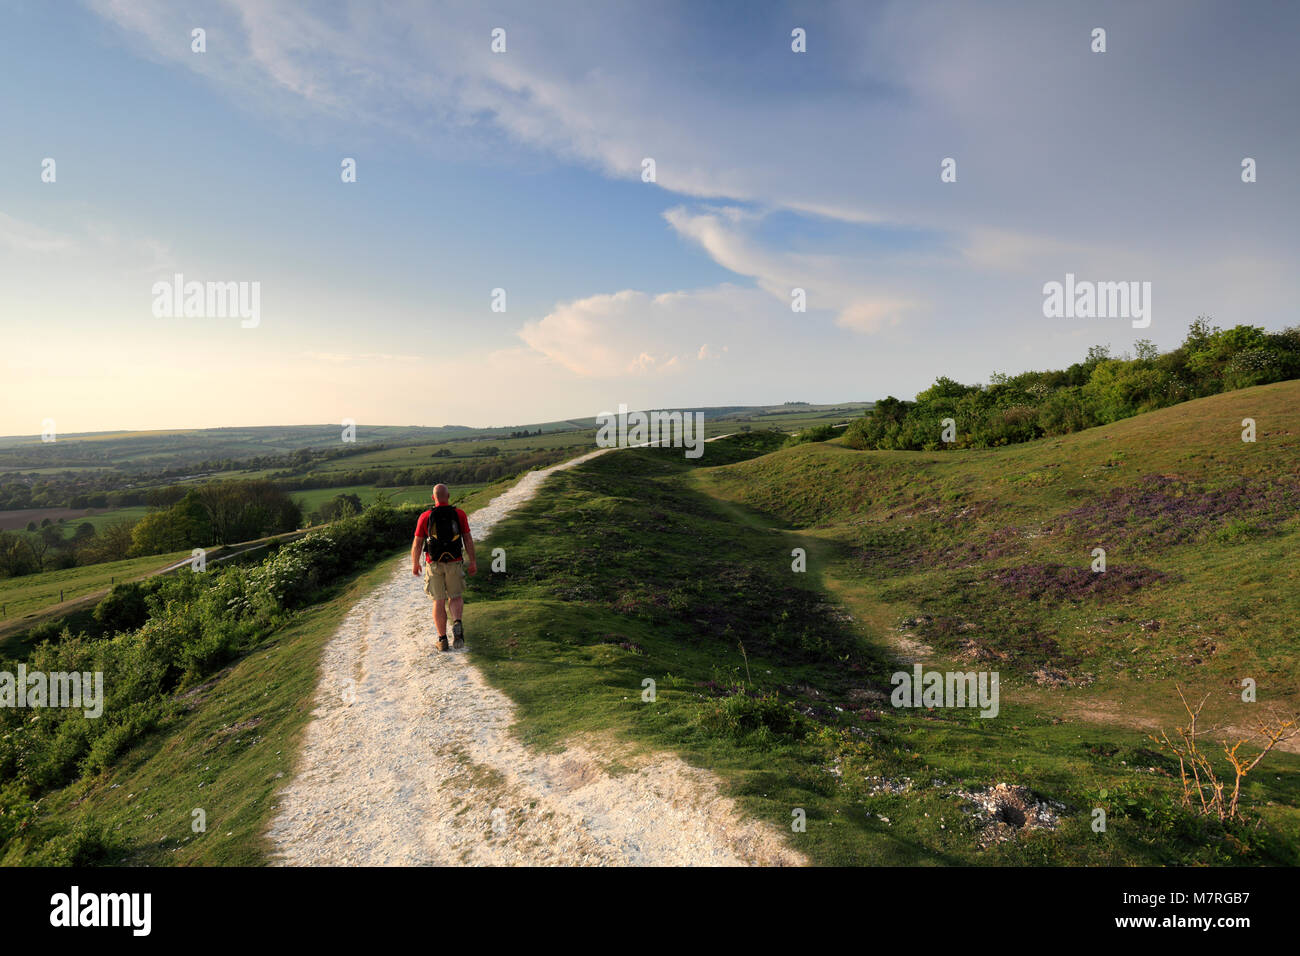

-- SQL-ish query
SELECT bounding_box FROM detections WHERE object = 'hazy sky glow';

[2,0,1297,435]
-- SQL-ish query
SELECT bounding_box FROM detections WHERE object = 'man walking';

[411,483,477,651]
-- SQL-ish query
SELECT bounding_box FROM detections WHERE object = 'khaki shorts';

[423,560,466,601]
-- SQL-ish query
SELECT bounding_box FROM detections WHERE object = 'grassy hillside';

[454,408,1300,865]
[0,549,192,625]
[695,380,1300,712]
[10,387,1294,867]
[0,480,507,866]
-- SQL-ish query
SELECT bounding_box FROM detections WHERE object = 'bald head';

[432,483,450,504]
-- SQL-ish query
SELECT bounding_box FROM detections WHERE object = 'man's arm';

[462,514,477,574]
[411,534,424,576]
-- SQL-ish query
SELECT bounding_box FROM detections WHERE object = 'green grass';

[300,434,594,476]
[1,478,517,865]
[66,506,151,535]
[2,555,404,866]
[13,390,1293,867]
[0,549,192,622]
[455,410,1300,865]
[0,478,514,653]
[292,483,487,514]
[695,381,1300,714]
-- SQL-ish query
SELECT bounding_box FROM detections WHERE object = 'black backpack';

[422,504,463,562]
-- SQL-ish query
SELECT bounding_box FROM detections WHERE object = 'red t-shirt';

[415,506,470,563]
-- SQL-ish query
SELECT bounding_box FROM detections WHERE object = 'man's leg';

[448,562,466,647]
[425,562,451,651]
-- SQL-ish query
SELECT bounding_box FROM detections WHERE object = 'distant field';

[0,505,150,534]
[58,506,151,536]
[719,403,870,431]
[0,403,868,476]
[0,549,192,622]
[292,431,593,479]
[0,405,869,529]
[293,483,487,513]
[0,466,106,476]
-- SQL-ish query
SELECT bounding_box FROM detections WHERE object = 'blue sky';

[2,0,1297,433]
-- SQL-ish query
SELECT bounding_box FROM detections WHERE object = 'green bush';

[785,424,840,446]
[696,692,807,744]
[845,320,1300,451]
[92,580,162,634]
[0,502,423,815]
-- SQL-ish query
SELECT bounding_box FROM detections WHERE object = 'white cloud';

[85,0,1300,252]
[517,284,769,377]
[664,205,932,335]
[0,212,77,254]
[71,0,1300,409]
[835,299,923,334]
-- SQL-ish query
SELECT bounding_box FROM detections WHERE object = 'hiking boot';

[451,619,464,649]
[437,635,450,652]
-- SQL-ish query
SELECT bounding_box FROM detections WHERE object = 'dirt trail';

[267,445,803,866]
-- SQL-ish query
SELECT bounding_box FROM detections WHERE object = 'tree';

[1184,315,1218,351]
[24,528,59,572]
[92,581,157,634]
[916,376,977,403]
[1134,339,1159,362]
[198,480,302,544]
[146,486,187,509]
[315,493,363,524]
[129,489,214,555]
[0,531,37,577]
[1084,344,1112,368]
[90,519,137,563]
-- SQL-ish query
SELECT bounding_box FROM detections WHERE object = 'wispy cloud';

[517,285,767,377]
[0,212,77,254]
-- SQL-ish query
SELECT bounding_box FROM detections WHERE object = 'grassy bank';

[1,556,402,866]
[0,481,507,865]
[0,549,193,623]
[459,417,1300,865]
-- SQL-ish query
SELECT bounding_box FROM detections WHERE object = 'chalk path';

[266,445,804,865]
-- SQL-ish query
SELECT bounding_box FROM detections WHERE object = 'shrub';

[92,580,162,634]
[696,691,807,744]
[0,503,424,810]
[785,424,839,446]
[846,320,1299,450]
